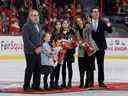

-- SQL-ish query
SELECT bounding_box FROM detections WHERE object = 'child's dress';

[40,42,59,74]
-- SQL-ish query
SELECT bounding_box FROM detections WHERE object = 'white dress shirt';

[35,24,40,32]
[92,19,99,31]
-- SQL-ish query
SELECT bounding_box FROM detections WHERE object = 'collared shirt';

[91,19,99,31]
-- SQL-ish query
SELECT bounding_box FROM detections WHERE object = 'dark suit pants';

[23,53,41,88]
[95,50,105,84]
[78,56,94,87]
[62,56,73,86]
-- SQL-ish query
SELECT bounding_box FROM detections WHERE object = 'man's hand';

[103,17,112,27]
[35,47,41,54]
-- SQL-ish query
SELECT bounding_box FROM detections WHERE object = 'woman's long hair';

[53,20,62,33]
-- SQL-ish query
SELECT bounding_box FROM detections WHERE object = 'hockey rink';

[0,59,128,96]
[0,36,128,95]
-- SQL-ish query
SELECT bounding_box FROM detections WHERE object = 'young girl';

[51,20,62,88]
[40,32,59,89]
[60,19,76,88]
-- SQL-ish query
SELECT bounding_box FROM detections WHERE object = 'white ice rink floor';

[0,59,128,96]
[0,59,128,83]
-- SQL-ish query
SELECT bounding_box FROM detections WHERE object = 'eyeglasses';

[31,14,39,17]
[92,10,99,13]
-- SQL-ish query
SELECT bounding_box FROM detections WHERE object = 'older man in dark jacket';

[22,9,43,90]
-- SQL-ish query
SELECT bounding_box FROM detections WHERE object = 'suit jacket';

[91,20,112,50]
[22,21,43,53]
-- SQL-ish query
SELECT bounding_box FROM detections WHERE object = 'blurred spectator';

[13,0,24,10]
[32,0,37,9]
[1,12,9,34]
[0,7,13,16]
[0,15,3,34]
[53,0,73,9]
[38,3,48,24]
[42,18,49,32]
[53,0,67,8]
[52,3,58,17]
[9,17,20,35]
[19,5,28,28]
[9,8,20,35]
[11,7,19,18]
[79,0,95,16]
[1,0,10,8]
[0,0,3,6]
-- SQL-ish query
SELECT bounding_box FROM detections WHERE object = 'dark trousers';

[78,56,95,87]
[41,64,61,88]
[46,64,61,88]
[23,53,41,88]
[43,73,49,89]
[43,66,54,89]
[95,50,105,84]
[54,64,61,86]
[62,56,73,86]
[86,71,94,86]
[78,57,86,86]
[40,65,53,89]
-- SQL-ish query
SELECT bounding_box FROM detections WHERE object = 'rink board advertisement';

[0,36,128,60]
[105,37,128,59]
[0,36,25,60]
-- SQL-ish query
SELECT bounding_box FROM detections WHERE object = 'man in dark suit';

[90,7,112,87]
[22,9,43,90]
